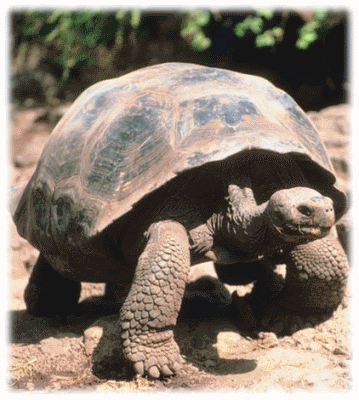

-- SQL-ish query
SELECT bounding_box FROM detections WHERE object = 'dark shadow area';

[9,297,123,344]
[9,275,334,382]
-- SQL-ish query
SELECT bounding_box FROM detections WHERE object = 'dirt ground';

[7,102,352,392]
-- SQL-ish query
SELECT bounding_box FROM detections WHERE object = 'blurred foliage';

[13,9,143,79]
[296,10,329,49]
[11,9,341,81]
[180,10,212,51]
[233,10,284,47]
[233,9,329,48]
[180,9,331,51]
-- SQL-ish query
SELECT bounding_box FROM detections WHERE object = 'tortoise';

[12,62,348,379]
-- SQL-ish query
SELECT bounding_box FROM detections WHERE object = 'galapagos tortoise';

[12,62,348,379]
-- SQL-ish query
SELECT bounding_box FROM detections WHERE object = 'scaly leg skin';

[24,253,81,319]
[261,233,349,334]
[119,221,190,379]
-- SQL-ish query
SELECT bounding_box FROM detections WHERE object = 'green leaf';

[180,11,211,50]
[303,30,318,43]
[191,32,211,51]
[130,10,141,28]
[250,16,263,34]
[296,38,309,49]
[196,11,211,26]
[234,15,263,38]
[116,10,127,20]
[272,27,283,38]
[180,22,198,38]
[256,9,274,20]
[256,31,275,47]
[47,10,63,24]
[44,25,60,42]
[234,22,246,37]
[315,9,328,21]
[115,30,124,46]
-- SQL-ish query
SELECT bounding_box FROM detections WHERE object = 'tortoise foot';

[260,298,332,336]
[122,329,184,379]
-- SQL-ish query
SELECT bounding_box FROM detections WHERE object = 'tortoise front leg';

[119,221,190,379]
[262,232,348,332]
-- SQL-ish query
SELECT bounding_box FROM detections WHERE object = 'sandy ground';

[7,103,352,392]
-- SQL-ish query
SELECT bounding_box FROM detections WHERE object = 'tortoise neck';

[211,199,295,261]
[211,184,269,251]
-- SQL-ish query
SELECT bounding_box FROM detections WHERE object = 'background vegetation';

[10,9,347,111]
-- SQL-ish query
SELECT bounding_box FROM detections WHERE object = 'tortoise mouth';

[272,223,331,243]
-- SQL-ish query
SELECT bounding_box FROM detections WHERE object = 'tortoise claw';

[148,366,161,379]
[161,365,174,376]
[133,361,144,376]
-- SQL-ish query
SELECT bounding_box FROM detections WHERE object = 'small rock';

[338,361,348,369]
[257,331,279,348]
[83,325,104,356]
[333,346,349,356]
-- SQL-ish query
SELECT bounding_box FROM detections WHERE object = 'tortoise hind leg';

[24,253,81,318]
[262,233,349,334]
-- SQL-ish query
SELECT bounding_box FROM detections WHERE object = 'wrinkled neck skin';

[207,184,289,263]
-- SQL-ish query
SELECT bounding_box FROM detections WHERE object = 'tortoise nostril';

[297,205,313,217]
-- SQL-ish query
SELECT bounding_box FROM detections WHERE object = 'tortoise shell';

[13,62,346,253]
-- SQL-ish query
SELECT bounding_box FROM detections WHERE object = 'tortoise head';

[266,187,335,243]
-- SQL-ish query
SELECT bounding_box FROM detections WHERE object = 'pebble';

[333,346,348,356]
[258,332,279,348]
